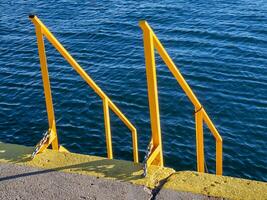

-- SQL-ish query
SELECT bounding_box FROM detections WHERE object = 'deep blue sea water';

[0,1,266,182]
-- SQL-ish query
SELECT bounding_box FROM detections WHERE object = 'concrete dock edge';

[0,142,266,199]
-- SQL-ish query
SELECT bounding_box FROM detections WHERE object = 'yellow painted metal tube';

[107,100,139,163]
[38,131,56,153]
[30,15,138,163]
[154,34,202,110]
[139,20,223,175]
[108,100,135,131]
[30,16,106,100]
[146,145,161,167]
[202,109,223,175]
[31,16,136,133]
[103,98,113,159]
[216,140,223,175]
[131,128,139,163]
[195,109,205,173]
[140,21,201,110]
[139,21,163,167]
[202,109,222,142]
[34,23,58,151]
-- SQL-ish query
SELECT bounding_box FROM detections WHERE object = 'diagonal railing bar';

[140,20,222,175]
[29,15,138,163]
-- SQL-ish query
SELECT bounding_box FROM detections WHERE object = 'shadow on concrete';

[0,142,33,163]
[0,142,143,182]
[0,159,143,182]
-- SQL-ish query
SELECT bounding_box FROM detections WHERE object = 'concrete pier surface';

[0,142,266,200]
[0,163,217,200]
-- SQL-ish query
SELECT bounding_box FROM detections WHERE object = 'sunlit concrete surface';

[0,142,266,200]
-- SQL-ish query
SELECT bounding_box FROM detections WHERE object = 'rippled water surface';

[0,1,266,181]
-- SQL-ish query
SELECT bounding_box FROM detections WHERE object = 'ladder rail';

[140,20,223,175]
[30,15,139,163]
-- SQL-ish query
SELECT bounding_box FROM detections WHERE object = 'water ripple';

[0,0,266,182]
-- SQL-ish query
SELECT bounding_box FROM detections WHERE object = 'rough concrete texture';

[163,171,267,199]
[0,163,151,200]
[0,163,216,200]
[0,142,175,189]
[156,189,222,200]
[0,142,267,200]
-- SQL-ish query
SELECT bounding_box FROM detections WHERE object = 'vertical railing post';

[195,108,205,172]
[216,140,223,175]
[140,21,163,166]
[132,129,139,163]
[31,15,139,161]
[203,110,223,175]
[103,98,113,159]
[35,24,59,150]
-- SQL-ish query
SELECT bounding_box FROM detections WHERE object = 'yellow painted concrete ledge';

[0,142,266,200]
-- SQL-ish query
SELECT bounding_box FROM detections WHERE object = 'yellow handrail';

[140,21,223,175]
[29,15,139,163]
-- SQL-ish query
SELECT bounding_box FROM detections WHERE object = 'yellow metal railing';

[140,21,223,175]
[29,15,139,163]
